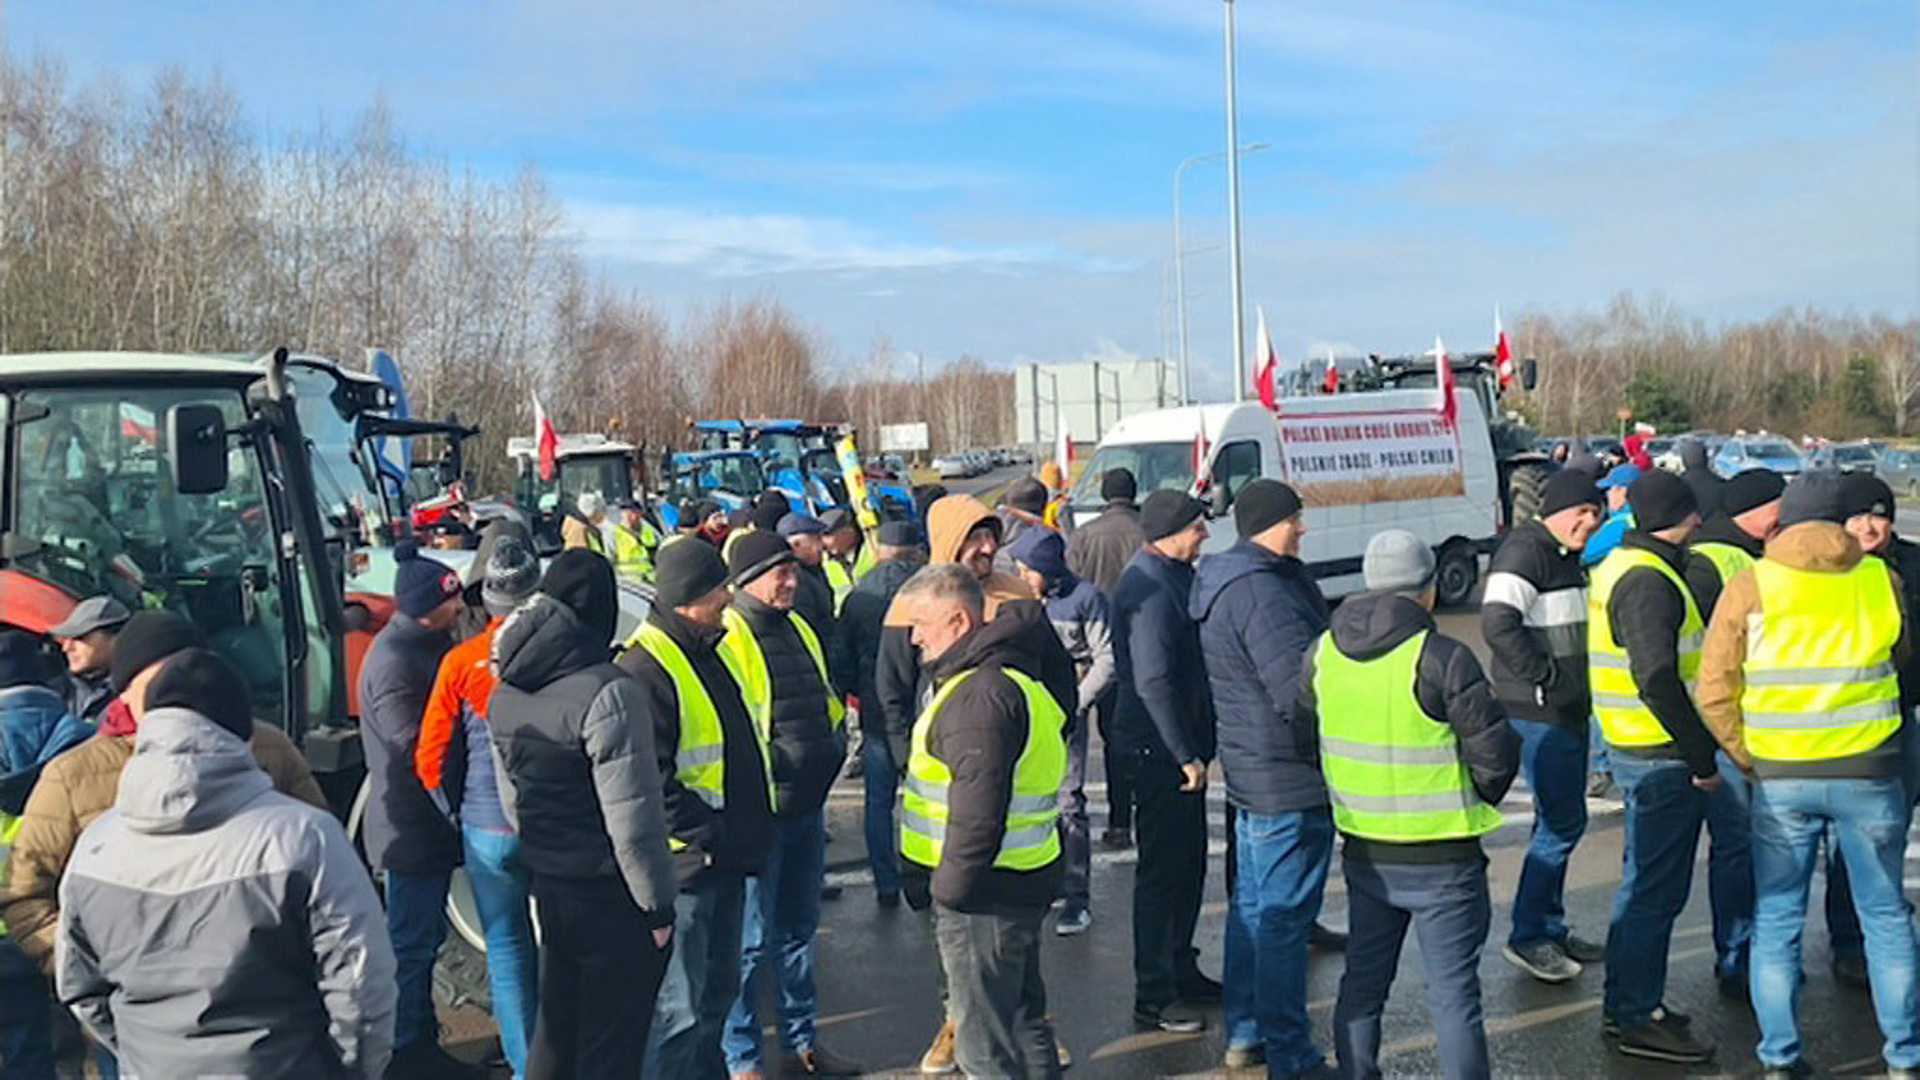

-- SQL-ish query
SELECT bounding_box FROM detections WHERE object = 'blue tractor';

[656,449,769,529]
[689,419,913,522]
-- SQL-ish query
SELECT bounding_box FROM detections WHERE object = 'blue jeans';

[1508,719,1589,948]
[724,810,826,1071]
[1335,856,1492,1080]
[1828,839,1867,962]
[0,946,55,1080]
[463,826,536,1079]
[1222,807,1333,1075]
[1603,755,1704,1027]
[1750,777,1920,1069]
[385,868,452,1050]
[1704,751,1754,983]
[1589,717,1610,777]
[649,873,747,1080]
[862,736,901,900]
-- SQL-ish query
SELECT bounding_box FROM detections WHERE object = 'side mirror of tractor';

[1521,357,1539,392]
[168,403,230,495]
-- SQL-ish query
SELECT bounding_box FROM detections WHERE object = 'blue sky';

[13,1,1917,399]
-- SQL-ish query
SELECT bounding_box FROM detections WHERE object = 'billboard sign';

[879,422,931,452]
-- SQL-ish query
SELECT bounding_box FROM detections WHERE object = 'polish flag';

[1054,406,1072,478]
[1253,307,1280,411]
[1322,348,1339,394]
[532,391,558,482]
[1494,305,1514,390]
[1435,335,1458,430]
[1192,410,1211,493]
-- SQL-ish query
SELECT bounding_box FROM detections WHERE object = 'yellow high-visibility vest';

[900,667,1065,871]
[0,813,20,937]
[1313,630,1503,842]
[1741,557,1901,764]
[613,522,658,584]
[1692,541,1756,592]
[1588,547,1703,748]
[718,607,845,740]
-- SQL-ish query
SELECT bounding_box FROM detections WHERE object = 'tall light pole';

[1224,0,1249,401]
[1173,142,1267,406]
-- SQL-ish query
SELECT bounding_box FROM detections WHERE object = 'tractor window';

[756,432,805,475]
[1209,440,1263,510]
[286,366,393,543]
[558,454,633,508]
[9,384,287,721]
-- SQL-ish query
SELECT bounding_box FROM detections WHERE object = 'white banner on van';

[1276,408,1465,506]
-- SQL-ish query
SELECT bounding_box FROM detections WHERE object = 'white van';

[1070,356,1543,605]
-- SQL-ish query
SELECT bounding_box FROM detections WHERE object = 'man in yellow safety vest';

[1300,529,1519,1080]
[896,562,1067,1080]
[1587,469,1720,1065]
[1697,470,1920,1077]
[713,530,861,1079]
[612,498,660,585]
[618,539,774,1078]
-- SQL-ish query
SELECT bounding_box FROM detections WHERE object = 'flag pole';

[1224,0,1248,402]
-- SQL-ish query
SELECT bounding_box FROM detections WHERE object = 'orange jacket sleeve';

[415,651,464,793]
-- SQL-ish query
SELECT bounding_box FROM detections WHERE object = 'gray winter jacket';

[55,709,396,1079]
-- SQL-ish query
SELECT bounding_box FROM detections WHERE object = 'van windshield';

[1070,441,1193,506]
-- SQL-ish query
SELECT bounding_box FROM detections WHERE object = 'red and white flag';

[1192,410,1211,493]
[1435,335,1458,430]
[532,391,558,482]
[1253,306,1280,410]
[1494,304,1514,390]
[1322,348,1339,394]
[1054,406,1072,478]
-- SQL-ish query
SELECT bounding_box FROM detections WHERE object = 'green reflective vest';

[1313,630,1503,842]
[1692,540,1756,591]
[1742,556,1902,764]
[1588,547,1704,748]
[613,522,658,584]
[0,813,19,937]
[901,667,1066,871]
[822,545,874,614]
[718,607,845,741]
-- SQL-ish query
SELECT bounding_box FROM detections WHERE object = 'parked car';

[1808,440,1879,474]
[933,453,972,479]
[1713,435,1805,479]
[1879,448,1920,497]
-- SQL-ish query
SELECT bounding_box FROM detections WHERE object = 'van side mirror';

[168,403,229,495]
[1520,357,1538,392]
[1210,482,1231,520]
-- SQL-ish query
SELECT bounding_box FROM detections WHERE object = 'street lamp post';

[1173,142,1267,406]
[1224,0,1248,401]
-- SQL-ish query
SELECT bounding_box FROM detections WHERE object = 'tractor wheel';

[1435,541,1480,610]
[1507,462,1555,527]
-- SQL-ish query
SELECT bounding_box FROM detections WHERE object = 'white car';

[934,454,972,479]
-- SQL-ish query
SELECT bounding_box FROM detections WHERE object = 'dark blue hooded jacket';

[1190,540,1331,814]
[1112,549,1213,764]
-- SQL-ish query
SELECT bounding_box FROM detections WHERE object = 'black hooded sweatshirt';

[904,610,1069,913]
[1297,591,1519,864]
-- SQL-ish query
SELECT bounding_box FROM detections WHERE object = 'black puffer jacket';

[1480,522,1591,728]
[1112,548,1214,764]
[794,562,851,693]
[839,557,921,735]
[618,607,774,888]
[732,593,845,817]
[487,595,676,924]
[1298,591,1519,864]
[904,610,1068,913]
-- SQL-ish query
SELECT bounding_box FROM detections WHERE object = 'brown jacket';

[1697,521,1909,776]
[884,495,1035,627]
[2,722,326,974]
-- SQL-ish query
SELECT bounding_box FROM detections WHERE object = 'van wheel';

[346,775,496,1013]
[1506,462,1554,526]
[1435,542,1479,609]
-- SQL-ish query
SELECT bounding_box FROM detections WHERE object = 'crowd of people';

[1,439,1918,1079]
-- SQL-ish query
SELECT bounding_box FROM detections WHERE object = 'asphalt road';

[938,463,1028,500]
[435,583,1913,1078]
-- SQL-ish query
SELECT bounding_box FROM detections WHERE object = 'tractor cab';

[506,432,638,555]
[660,450,767,526]
[0,351,347,763]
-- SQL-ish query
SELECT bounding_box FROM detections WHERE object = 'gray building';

[1014,357,1174,454]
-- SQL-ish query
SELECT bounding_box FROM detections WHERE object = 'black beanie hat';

[1626,470,1698,533]
[1842,472,1896,521]
[540,549,618,647]
[1540,469,1606,518]
[1141,489,1207,542]
[1005,478,1048,515]
[656,538,730,609]
[145,648,252,740]
[110,611,208,694]
[392,540,463,619]
[1233,479,1303,539]
[750,491,791,532]
[1100,468,1138,504]
[729,529,798,587]
[1722,470,1788,518]
[0,629,48,690]
[1778,470,1850,529]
